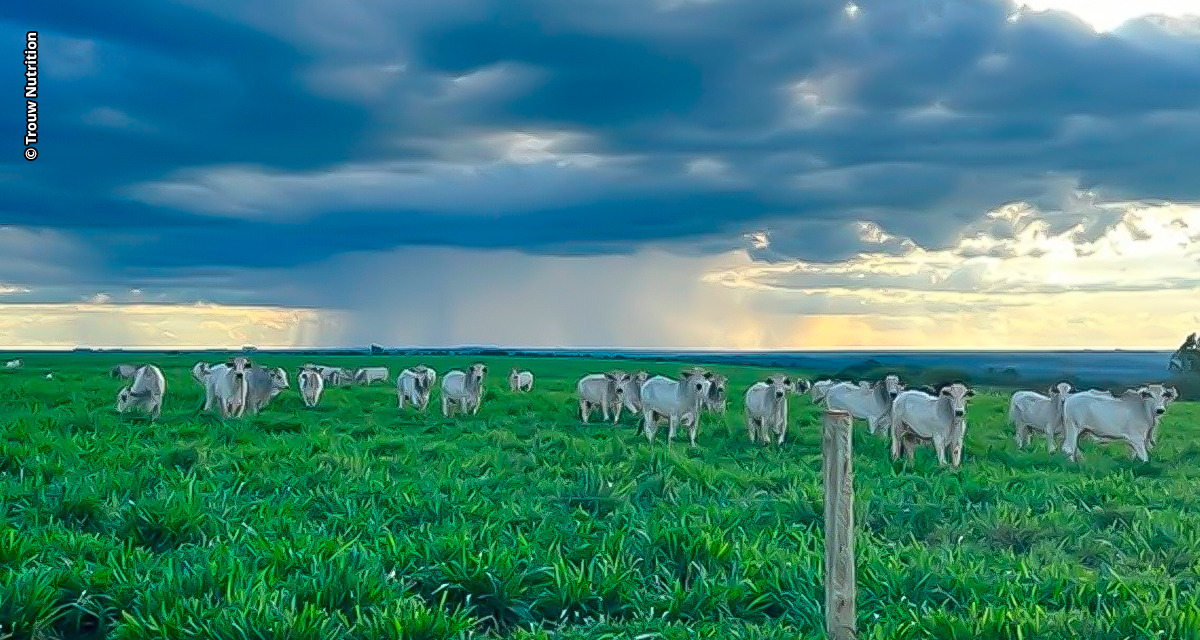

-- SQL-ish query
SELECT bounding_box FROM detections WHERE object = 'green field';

[2,354,1199,639]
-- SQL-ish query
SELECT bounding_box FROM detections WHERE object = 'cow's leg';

[687,417,699,448]
[600,393,610,422]
[644,412,658,444]
[903,436,916,464]
[950,436,963,469]
[1130,438,1149,462]
[746,415,758,443]
[933,435,948,466]
[472,396,481,416]
[152,400,162,420]
[1060,422,1082,462]
[1045,425,1058,453]
[612,399,622,424]
[867,415,878,435]
[1014,423,1030,449]
[397,390,405,410]
[891,421,904,461]
[667,415,678,444]
[580,399,590,424]
[442,395,451,418]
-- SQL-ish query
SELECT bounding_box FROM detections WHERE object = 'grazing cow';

[4,359,22,369]
[298,366,325,408]
[115,364,166,420]
[890,382,975,468]
[44,373,53,380]
[243,367,289,415]
[1009,382,1073,451]
[441,363,487,417]
[639,371,713,447]
[824,375,904,436]
[509,368,534,392]
[577,371,628,424]
[397,365,437,411]
[701,372,729,414]
[745,375,795,445]
[1060,384,1177,463]
[110,364,139,379]
[353,366,389,385]
[810,379,836,403]
[190,362,213,386]
[203,357,252,418]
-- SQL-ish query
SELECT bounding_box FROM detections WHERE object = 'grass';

[1,354,1199,639]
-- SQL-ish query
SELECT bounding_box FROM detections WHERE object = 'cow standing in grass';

[890,382,974,468]
[398,365,437,412]
[809,379,836,403]
[1060,384,1176,463]
[745,375,794,445]
[577,371,628,424]
[441,363,487,417]
[116,364,166,420]
[298,365,324,408]
[615,370,650,427]
[1009,382,1073,452]
[190,362,213,387]
[824,375,903,436]
[639,371,712,447]
[203,357,252,419]
[354,366,389,385]
[243,367,289,415]
[509,368,534,392]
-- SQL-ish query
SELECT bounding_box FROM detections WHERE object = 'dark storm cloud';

[7,0,1200,299]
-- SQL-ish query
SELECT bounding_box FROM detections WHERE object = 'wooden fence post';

[823,409,856,640]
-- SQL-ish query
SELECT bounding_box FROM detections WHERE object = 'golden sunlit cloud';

[0,303,346,349]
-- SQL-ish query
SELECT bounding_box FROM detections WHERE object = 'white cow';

[115,364,166,420]
[243,367,289,415]
[1009,382,1073,451]
[810,379,836,403]
[397,365,437,411]
[110,363,139,380]
[824,375,904,436]
[890,382,975,468]
[203,357,252,418]
[1060,384,1177,463]
[316,365,351,387]
[701,372,729,414]
[353,366,389,385]
[190,362,213,386]
[5,359,22,369]
[745,375,795,445]
[509,367,534,392]
[577,371,629,424]
[616,370,650,425]
[298,366,325,408]
[441,363,487,417]
[639,371,713,447]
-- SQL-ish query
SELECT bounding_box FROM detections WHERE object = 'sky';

[6,0,1200,350]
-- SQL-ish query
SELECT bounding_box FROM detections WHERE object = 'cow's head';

[1136,384,1175,416]
[884,374,903,399]
[1048,381,1073,397]
[470,362,487,379]
[708,374,728,401]
[115,387,132,412]
[271,367,289,390]
[939,382,974,418]
[792,378,812,394]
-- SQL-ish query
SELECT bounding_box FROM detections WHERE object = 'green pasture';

[1,354,1199,639]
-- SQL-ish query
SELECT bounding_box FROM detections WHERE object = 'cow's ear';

[966,389,975,397]
[782,377,791,385]
[1140,389,1152,398]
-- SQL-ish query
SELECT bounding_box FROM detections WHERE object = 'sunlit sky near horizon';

[7,0,1200,350]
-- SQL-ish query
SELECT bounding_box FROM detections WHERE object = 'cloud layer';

[6,1,1200,347]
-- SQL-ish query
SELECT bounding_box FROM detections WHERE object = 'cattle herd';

[96,360,1180,467]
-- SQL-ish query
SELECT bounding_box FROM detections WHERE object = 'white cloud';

[1015,0,1200,33]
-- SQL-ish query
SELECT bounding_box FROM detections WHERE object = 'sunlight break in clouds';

[1013,0,1200,32]
[0,304,345,350]
[700,201,1200,349]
